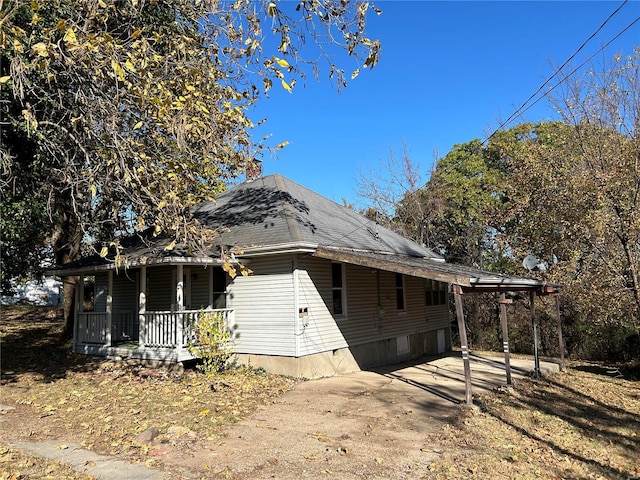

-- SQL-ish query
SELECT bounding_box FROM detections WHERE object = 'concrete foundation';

[234,327,452,379]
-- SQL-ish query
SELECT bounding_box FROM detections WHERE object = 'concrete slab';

[378,352,560,404]
[9,441,163,480]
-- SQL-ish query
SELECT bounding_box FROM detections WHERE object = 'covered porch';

[72,262,233,362]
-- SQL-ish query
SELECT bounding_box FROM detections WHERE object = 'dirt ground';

[0,356,558,480]
[1,368,449,479]
[2,307,637,480]
[155,371,449,479]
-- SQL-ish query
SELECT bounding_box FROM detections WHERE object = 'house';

[55,174,562,379]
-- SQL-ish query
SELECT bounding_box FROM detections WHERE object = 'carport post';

[530,291,541,378]
[453,284,473,405]
[498,293,513,386]
[555,295,565,371]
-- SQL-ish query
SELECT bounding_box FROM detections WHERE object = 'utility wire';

[483,0,635,144]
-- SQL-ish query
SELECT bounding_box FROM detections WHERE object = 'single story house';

[55,174,561,379]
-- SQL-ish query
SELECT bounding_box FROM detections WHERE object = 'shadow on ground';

[0,306,96,384]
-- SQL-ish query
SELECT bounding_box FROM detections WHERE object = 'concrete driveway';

[379,352,560,406]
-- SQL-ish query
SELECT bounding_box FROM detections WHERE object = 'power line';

[483,0,636,144]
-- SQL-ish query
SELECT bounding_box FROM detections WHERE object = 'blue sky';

[248,1,640,206]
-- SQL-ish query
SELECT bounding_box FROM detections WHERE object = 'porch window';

[395,273,405,310]
[332,262,346,316]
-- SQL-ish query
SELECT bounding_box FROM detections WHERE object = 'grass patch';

[424,365,640,479]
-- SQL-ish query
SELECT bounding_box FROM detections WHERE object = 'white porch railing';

[76,311,135,344]
[76,309,233,350]
[141,309,234,349]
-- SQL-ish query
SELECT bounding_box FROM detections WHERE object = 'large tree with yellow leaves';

[0,0,380,333]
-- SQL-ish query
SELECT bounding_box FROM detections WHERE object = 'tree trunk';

[52,193,83,340]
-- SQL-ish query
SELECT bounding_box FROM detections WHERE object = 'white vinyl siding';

[297,256,349,356]
[297,256,450,356]
[227,255,296,356]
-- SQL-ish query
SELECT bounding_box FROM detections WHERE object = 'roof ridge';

[273,174,305,243]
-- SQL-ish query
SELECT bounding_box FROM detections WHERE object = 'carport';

[315,247,565,404]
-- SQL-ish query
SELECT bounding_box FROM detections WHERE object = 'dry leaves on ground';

[425,366,640,479]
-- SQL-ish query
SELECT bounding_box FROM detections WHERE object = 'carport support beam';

[530,291,541,378]
[499,293,512,386]
[555,295,565,371]
[453,285,473,405]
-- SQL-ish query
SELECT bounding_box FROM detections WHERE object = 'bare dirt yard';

[1,306,639,480]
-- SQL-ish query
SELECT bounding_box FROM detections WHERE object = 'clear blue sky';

[248,1,640,206]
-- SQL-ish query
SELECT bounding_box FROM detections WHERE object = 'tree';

[408,50,640,360]
[0,0,381,334]
[356,142,430,244]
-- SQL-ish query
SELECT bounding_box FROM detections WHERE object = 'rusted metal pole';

[499,293,513,386]
[530,290,541,378]
[555,295,565,371]
[453,284,473,405]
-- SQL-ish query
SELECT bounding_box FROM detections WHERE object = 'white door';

[437,329,446,354]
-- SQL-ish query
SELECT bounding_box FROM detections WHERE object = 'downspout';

[73,276,83,353]
[176,264,184,355]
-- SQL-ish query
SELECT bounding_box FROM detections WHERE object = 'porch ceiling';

[312,246,563,295]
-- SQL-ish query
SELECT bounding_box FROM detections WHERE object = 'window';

[395,273,405,310]
[212,268,227,309]
[426,279,448,306]
[332,263,346,316]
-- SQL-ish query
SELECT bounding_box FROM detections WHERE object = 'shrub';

[187,311,232,376]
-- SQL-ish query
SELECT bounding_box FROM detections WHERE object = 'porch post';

[176,264,184,348]
[105,270,113,347]
[555,295,565,371]
[453,284,473,405]
[138,266,146,348]
[208,267,214,309]
[530,291,541,378]
[498,293,513,386]
[73,276,83,353]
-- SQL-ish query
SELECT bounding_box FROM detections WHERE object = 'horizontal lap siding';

[337,263,380,345]
[147,266,172,311]
[298,257,451,353]
[425,304,450,331]
[378,272,451,336]
[112,272,137,313]
[228,256,295,356]
[297,256,348,356]
[94,273,108,312]
[189,266,211,310]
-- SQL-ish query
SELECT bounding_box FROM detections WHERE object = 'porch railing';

[76,309,233,350]
[141,309,234,349]
[76,311,134,344]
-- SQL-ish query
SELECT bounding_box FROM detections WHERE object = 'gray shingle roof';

[193,174,442,259]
